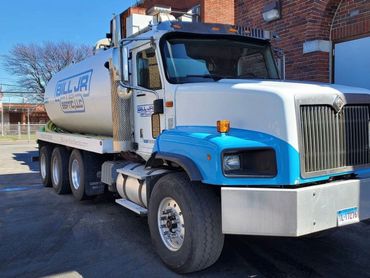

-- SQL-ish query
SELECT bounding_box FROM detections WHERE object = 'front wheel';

[148,173,224,274]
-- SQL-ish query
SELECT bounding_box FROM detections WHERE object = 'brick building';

[134,0,369,87]
[137,0,235,25]
[0,93,48,125]
[1,103,48,124]
[235,0,369,86]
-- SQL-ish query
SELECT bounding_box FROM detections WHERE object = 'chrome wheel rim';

[71,159,80,190]
[52,155,60,185]
[157,197,185,251]
[40,153,46,179]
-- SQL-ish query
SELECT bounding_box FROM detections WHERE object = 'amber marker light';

[228,27,238,33]
[172,24,182,29]
[165,101,173,108]
[211,26,221,31]
[217,120,230,133]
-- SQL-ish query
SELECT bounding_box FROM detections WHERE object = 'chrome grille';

[300,105,370,174]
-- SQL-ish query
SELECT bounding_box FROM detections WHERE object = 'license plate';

[337,207,359,226]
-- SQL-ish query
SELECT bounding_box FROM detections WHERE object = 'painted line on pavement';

[0,185,44,193]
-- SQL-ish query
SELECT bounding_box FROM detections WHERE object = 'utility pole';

[1,103,3,136]
[27,108,31,141]
[0,86,3,136]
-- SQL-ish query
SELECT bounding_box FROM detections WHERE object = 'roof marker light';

[172,24,182,29]
[217,120,230,133]
[228,27,238,33]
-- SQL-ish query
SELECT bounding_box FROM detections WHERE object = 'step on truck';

[37,6,370,273]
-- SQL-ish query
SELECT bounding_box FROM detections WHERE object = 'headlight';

[223,155,241,171]
[222,148,277,177]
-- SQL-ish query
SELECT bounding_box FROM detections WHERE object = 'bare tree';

[2,42,92,101]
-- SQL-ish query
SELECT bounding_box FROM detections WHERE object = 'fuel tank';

[44,49,113,136]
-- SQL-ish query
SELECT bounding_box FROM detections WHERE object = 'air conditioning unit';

[147,5,172,16]
[126,14,153,37]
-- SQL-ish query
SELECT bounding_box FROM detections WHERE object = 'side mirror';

[122,47,129,82]
[273,47,285,80]
[153,99,164,114]
[151,99,164,139]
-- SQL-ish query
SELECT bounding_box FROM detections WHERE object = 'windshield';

[161,34,280,84]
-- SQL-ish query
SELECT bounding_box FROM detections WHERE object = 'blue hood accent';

[154,126,369,187]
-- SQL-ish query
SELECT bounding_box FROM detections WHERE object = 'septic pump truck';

[37,7,370,273]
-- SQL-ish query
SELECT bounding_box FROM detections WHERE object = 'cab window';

[137,48,162,90]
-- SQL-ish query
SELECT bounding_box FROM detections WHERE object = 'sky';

[0,0,134,91]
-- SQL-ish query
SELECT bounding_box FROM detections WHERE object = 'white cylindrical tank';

[44,49,113,136]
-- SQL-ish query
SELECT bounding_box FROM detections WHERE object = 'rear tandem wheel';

[39,144,52,187]
[50,146,70,194]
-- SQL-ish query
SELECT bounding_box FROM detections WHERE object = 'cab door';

[132,45,163,158]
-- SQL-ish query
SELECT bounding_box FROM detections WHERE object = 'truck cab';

[126,23,280,160]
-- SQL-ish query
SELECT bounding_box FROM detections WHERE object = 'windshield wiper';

[185,74,225,81]
[236,76,279,80]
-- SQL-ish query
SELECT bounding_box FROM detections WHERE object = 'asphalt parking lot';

[1,143,370,278]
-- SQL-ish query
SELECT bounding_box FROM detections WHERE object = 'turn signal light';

[165,101,173,108]
[217,120,230,133]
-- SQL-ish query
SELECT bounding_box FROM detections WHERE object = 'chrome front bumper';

[221,178,370,236]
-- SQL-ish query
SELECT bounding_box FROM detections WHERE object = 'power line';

[0,91,39,94]
[0,78,18,82]
[0,83,23,87]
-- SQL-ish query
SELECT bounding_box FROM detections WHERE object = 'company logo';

[55,70,93,113]
[137,104,154,117]
[333,95,345,114]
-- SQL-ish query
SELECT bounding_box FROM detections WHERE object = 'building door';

[334,36,370,90]
[9,112,22,124]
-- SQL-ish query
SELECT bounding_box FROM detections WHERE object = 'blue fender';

[152,152,203,181]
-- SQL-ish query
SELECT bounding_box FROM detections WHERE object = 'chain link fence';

[1,123,44,141]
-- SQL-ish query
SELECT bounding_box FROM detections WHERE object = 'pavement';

[1,143,370,278]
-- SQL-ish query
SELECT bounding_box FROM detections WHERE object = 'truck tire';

[68,149,88,201]
[148,173,224,273]
[51,147,70,194]
[39,144,52,187]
